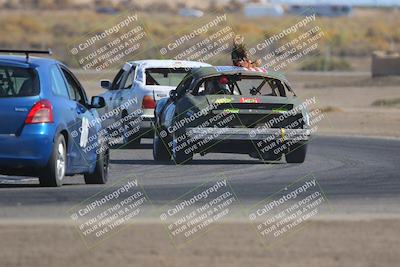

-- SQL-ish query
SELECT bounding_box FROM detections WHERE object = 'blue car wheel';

[84,148,109,184]
[39,134,66,187]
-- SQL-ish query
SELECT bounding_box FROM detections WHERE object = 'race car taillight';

[142,96,156,109]
[25,100,54,124]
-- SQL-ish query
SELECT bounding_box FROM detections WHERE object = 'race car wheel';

[286,143,307,163]
[153,129,171,161]
[84,148,109,184]
[39,134,66,187]
[171,130,193,164]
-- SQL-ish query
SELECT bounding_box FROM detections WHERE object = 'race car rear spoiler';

[0,49,52,62]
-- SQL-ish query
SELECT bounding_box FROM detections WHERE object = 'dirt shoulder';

[0,220,398,267]
[290,74,400,138]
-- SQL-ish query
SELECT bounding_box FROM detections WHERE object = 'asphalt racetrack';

[1,135,399,220]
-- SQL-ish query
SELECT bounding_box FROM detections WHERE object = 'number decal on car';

[80,117,89,148]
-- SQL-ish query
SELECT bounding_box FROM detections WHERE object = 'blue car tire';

[84,148,109,184]
[39,134,66,187]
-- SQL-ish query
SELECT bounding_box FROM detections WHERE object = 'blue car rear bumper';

[0,124,55,172]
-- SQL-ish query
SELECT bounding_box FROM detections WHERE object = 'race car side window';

[110,69,124,90]
[61,68,87,106]
[176,75,193,97]
[267,79,286,97]
[50,65,69,99]
[121,66,136,89]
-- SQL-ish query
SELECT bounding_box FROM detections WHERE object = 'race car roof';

[128,59,211,69]
[190,66,288,82]
[0,55,57,68]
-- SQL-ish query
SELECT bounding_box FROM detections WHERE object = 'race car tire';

[39,134,66,187]
[286,143,307,163]
[84,148,109,184]
[153,129,171,161]
[171,130,193,164]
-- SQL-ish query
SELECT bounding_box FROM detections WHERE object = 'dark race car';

[153,66,311,164]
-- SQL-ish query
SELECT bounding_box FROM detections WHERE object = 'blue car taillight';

[24,100,54,124]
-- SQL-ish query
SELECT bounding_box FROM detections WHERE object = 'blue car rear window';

[0,66,39,97]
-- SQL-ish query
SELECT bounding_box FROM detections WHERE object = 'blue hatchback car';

[0,50,109,187]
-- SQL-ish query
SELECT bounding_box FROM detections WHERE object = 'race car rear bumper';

[186,127,311,141]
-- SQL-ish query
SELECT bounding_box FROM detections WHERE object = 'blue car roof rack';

[0,49,52,62]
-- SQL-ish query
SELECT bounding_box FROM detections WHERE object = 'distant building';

[288,4,352,17]
[244,3,284,17]
[372,51,400,77]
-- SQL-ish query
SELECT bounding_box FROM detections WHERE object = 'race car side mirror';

[169,90,178,102]
[100,80,111,90]
[91,96,106,109]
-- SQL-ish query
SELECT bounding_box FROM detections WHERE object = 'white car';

[100,60,211,147]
